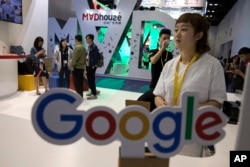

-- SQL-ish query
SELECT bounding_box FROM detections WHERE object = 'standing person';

[137,29,173,111]
[232,47,250,91]
[54,38,73,88]
[85,34,100,100]
[154,13,227,156]
[142,48,150,69]
[71,35,87,98]
[225,55,240,92]
[30,36,49,95]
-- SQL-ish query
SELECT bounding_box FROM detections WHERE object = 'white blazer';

[54,48,73,71]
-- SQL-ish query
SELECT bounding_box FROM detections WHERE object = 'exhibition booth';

[1,0,250,167]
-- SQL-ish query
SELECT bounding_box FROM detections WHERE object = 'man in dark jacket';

[85,34,100,100]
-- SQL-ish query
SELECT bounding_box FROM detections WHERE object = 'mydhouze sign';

[31,89,227,158]
[82,12,122,24]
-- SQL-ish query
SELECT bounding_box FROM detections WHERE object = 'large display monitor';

[0,0,22,24]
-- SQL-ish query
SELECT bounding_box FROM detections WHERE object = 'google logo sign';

[32,89,227,158]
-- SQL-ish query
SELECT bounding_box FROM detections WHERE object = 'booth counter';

[0,93,240,167]
[0,113,238,167]
[0,54,26,98]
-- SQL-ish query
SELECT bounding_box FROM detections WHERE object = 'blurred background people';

[231,47,250,92]
[225,55,240,92]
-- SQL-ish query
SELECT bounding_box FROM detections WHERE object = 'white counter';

[0,91,240,167]
[0,113,238,167]
[0,54,25,98]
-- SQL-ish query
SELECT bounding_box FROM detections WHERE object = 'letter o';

[119,111,149,140]
[86,111,116,140]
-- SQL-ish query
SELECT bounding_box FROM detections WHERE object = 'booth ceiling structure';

[49,0,238,26]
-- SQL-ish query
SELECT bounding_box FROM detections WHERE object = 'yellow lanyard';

[161,51,168,67]
[173,53,199,105]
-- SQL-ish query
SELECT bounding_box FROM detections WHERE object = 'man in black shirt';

[137,29,173,111]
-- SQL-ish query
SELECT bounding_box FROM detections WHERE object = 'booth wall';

[0,22,9,54]
[0,0,48,54]
[214,0,250,57]
[208,26,217,57]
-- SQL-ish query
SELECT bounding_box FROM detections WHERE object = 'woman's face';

[174,22,199,51]
[61,40,67,48]
[38,41,43,47]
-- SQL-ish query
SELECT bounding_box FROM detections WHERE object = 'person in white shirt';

[54,38,73,88]
[153,13,227,157]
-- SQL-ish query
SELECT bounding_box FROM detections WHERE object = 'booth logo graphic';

[31,89,227,158]
[82,13,122,25]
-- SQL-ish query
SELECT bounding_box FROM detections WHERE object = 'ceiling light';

[214,3,218,6]
[210,15,213,17]
[212,10,215,13]
[207,10,210,12]
[209,3,213,6]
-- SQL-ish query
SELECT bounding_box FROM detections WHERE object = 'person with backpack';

[85,34,100,100]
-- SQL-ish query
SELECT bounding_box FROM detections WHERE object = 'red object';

[70,75,88,91]
[0,54,26,59]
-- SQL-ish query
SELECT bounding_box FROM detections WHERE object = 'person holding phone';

[30,36,49,95]
[137,28,173,111]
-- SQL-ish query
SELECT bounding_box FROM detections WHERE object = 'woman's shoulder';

[166,55,179,65]
[200,53,221,65]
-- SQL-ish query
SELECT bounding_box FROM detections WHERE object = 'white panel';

[0,59,18,98]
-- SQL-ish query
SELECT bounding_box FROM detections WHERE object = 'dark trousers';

[59,67,70,88]
[73,68,84,97]
[137,89,156,111]
[86,66,97,95]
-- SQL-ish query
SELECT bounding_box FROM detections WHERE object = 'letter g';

[32,90,83,145]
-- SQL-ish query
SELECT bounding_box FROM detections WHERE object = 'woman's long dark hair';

[33,36,44,51]
[59,38,68,52]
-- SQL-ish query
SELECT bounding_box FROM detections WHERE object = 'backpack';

[10,45,25,55]
[97,52,104,68]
